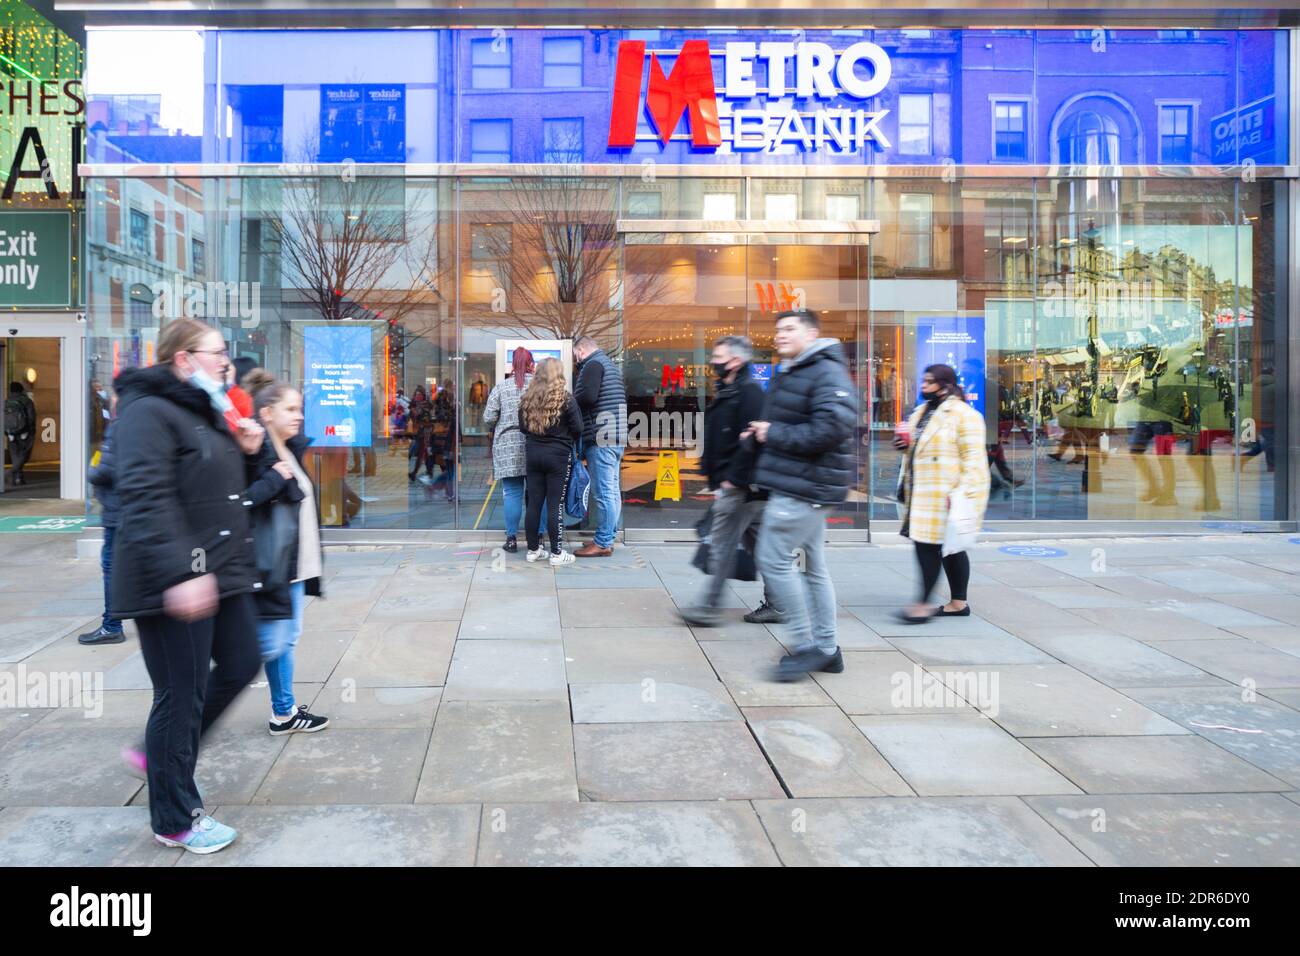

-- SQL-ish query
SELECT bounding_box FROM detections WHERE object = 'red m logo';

[754,282,801,313]
[608,40,721,148]
[661,364,686,390]
[325,425,337,436]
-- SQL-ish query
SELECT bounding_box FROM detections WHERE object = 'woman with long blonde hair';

[519,357,583,565]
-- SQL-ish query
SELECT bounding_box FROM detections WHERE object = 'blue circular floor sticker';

[1290,537,1300,546]
[999,545,1067,558]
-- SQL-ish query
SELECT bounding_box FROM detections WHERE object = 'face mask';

[188,365,226,400]
[711,362,730,379]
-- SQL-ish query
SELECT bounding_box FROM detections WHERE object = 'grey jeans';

[755,493,837,653]
[700,486,764,606]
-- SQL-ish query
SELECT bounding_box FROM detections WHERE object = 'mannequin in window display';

[465,372,488,433]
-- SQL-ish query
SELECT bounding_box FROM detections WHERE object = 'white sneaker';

[526,547,548,563]
[549,550,576,566]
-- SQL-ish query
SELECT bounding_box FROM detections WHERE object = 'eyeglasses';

[190,348,230,359]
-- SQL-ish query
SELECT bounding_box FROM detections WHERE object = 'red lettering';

[608,39,720,148]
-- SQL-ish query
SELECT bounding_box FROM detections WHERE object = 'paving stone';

[1149,600,1291,630]
[752,796,1092,866]
[1147,638,1300,688]
[253,728,430,804]
[331,621,457,688]
[769,607,894,651]
[366,588,469,624]
[1070,606,1234,641]
[1013,629,1222,688]
[416,700,576,803]
[0,616,99,663]
[477,801,781,866]
[939,664,1189,737]
[1222,627,1300,657]
[745,706,911,797]
[559,588,685,627]
[311,685,441,730]
[1262,688,1300,711]
[563,627,715,684]
[0,709,50,747]
[1020,586,1139,609]
[1146,568,1278,595]
[812,651,980,716]
[699,639,835,707]
[443,639,568,701]
[458,593,560,641]
[846,605,1013,638]
[1023,735,1293,794]
[288,629,356,683]
[570,681,739,723]
[1121,687,1300,787]
[1209,593,1300,627]
[0,723,143,806]
[177,804,480,866]
[853,715,1081,796]
[574,722,785,801]
[0,807,174,866]
[1023,793,1300,866]
[888,633,1056,666]
[1091,574,1211,603]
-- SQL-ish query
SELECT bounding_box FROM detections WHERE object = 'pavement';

[1,530,1299,866]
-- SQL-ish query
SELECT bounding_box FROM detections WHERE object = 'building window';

[129,208,150,257]
[469,224,510,301]
[191,238,206,277]
[626,191,663,219]
[1158,30,1198,41]
[993,100,1028,161]
[702,192,737,220]
[825,194,860,221]
[543,118,584,164]
[543,37,583,88]
[471,37,511,89]
[764,193,798,221]
[898,94,932,156]
[470,119,512,163]
[898,193,933,269]
[1159,104,1194,163]
[982,202,1030,282]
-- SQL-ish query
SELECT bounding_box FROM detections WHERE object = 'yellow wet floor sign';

[654,450,681,501]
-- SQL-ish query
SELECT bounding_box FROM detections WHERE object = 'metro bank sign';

[608,39,893,154]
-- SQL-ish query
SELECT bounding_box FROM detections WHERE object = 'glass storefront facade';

[82,26,1294,534]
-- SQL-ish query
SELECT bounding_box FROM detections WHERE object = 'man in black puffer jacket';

[743,309,857,680]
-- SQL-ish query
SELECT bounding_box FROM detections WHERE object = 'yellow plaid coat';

[900,396,991,545]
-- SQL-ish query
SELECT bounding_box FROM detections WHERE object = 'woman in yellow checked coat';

[894,364,991,624]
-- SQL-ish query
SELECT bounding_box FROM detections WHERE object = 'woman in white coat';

[893,364,991,623]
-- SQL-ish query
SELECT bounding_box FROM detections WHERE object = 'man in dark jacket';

[744,310,857,680]
[80,412,126,645]
[680,335,777,626]
[571,335,627,556]
[4,381,36,487]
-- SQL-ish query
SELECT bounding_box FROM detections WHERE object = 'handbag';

[254,498,299,591]
[942,488,980,557]
[691,499,757,582]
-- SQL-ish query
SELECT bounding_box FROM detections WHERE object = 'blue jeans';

[100,525,123,633]
[585,444,624,548]
[501,475,525,537]
[257,581,305,717]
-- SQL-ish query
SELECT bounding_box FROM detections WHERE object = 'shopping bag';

[566,446,591,520]
[942,488,980,557]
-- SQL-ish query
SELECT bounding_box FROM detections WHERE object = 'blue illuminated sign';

[304,325,373,448]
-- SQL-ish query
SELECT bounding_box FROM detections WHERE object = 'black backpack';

[4,397,33,437]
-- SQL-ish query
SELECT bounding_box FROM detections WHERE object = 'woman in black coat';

[110,318,266,855]
[241,372,328,736]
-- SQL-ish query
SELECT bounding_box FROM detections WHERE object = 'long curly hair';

[520,357,568,434]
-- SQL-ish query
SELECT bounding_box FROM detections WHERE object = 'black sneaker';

[268,705,330,736]
[775,647,844,682]
[78,626,126,645]
[503,536,518,553]
[743,601,783,625]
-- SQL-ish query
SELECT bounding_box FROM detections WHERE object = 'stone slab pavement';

[1,531,1299,866]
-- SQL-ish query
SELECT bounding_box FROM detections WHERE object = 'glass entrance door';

[620,228,871,537]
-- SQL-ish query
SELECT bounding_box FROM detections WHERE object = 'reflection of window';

[543,118,583,164]
[471,38,511,89]
[825,194,860,221]
[764,193,798,220]
[702,192,737,220]
[469,224,510,301]
[1058,110,1120,165]
[129,209,150,257]
[982,202,1030,282]
[898,193,933,269]
[319,85,406,163]
[230,85,283,162]
[191,238,206,277]
[898,94,932,155]
[470,119,512,163]
[1158,30,1198,40]
[543,37,583,88]
[1159,104,1194,163]
[993,100,1028,161]
[626,191,662,218]
[319,178,406,242]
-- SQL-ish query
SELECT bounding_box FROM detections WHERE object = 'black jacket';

[520,395,584,451]
[109,363,257,619]
[574,349,627,447]
[701,363,766,491]
[750,339,858,505]
[88,421,120,529]
[244,434,323,620]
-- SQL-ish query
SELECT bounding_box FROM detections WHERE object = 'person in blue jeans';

[571,335,626,557]
[483,348,533,552]
[242,371,329,735]
[81,412,127,645]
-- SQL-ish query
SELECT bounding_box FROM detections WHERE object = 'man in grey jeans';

[742,310,858,681]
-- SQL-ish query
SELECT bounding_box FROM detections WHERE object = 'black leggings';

[525,443,573,554]
[135,592,261,835]
[914,542,970,605]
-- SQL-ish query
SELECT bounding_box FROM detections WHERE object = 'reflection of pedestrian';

[483,349,533,552]
[429,383,456,501]
[407,386,434,482]
[81,414,126,645]
[987,442,1024,500]
[4,382,37,487]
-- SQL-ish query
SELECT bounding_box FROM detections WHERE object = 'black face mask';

[711,361,731,379]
